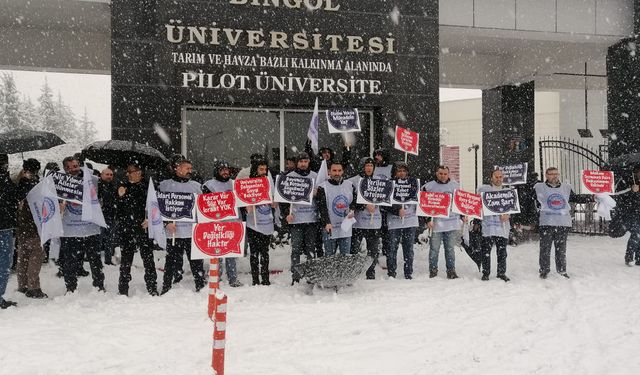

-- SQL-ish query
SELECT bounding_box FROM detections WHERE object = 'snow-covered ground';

[2,235,640,375]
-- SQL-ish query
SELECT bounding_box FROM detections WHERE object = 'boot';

[429,269,438,278]
[0,299,17,309]
[251,269,260,286]
[446,269,459,279]
[261,272,270,286]
[25,289,48,299]
[497,274,510,282]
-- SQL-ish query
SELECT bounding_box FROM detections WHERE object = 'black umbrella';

[81,140,168,169]
[607,153,640,169]
[460,228,483,271]
[0,129,65,154]
[294,253,367,288]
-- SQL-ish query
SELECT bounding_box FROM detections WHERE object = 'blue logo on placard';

[332,195,349,217]
[41,197,56,224]
[257,205,271,215]
[150,201,162,225]
[67,202,83,215]
[547,193,566,211]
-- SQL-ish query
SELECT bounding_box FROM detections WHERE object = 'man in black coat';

[617,165,640,266]
[98,166,118,265]
[116,162,158,296]
[0,154,19,308]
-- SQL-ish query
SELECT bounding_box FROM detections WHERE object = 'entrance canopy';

[0,0,632,90]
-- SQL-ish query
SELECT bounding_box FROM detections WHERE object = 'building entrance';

[182,106,373,179]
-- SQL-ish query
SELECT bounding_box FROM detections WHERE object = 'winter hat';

[296,152,310,161]
[23,158,41,174]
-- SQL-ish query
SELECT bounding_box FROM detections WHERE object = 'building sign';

[162,0,399,95]
[112,0,440,181]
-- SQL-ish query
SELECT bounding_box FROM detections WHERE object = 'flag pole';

[253,206,258,227]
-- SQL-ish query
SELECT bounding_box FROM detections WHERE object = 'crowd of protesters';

[1,141,638,310]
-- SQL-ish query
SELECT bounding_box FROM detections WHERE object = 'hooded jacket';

[305,140,352,173]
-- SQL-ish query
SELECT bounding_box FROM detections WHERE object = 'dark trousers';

[314,225,324,258]
[539,226,570,274]
[61,235,104,291]
[351,228,381,278]
[247,229,270,285]
[380,214,390,256]
[100,222,118,264]
[118,228,157,295]
[387,228,416,278]
[626,223,640,263]
[290,223,318,281]
[162,238,205,293]
[481,236,508,276]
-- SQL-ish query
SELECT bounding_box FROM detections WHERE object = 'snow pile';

[1,235,640,374]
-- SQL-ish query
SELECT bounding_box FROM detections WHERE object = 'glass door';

[183,106,374,179]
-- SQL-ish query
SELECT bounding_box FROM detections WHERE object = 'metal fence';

[538,136,608,235]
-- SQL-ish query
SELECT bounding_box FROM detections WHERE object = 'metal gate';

[538,137,608,235]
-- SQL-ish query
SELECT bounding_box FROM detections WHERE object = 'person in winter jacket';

[243,158,275,285]
[116,162,158,296]
[283,152,320,284]
[59,156,105,293]
[423,165,463,280]
[372,148,393,180]
[305,140,352,173]
[0,154,19,309]
[616,165,640,266]
[373,148,393,258]
[15,158,48,298]
[202,160,243,287]
[383,162,418,279]
[534,167,592,279]
[477,169,513,282]
[98,166,118,265]
[160,158,206,294]
[315,160,357,256]
[347,157,382,279]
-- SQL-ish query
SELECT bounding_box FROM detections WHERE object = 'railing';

[538,136,608,235]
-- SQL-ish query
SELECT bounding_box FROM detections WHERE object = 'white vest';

[373,165,392,180]
[387,204,419,230]
[321,180,354,239]
[422,180,461,233]
[534,182,573,227]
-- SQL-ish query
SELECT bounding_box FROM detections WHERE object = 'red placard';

[417,191,451,217]
[196,192,238,222]
[191,222,245,259]
[451,189,482,220]
[394,125,419,155]
[233,177,272,207]
[581,170,614,194]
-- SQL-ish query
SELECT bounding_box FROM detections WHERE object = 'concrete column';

[481,81,535,184]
